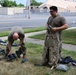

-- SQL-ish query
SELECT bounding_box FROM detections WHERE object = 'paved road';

[0,13,76,32]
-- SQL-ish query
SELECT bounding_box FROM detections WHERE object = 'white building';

[0,7,25,15]
[39,0,76,12]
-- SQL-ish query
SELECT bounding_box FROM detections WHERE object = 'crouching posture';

[6,26,27,63]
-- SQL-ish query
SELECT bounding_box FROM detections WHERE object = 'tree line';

[0,0,42,7]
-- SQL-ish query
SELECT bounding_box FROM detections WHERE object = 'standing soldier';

[35,6,68,69]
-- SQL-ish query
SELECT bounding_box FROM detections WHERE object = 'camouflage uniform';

[42,14,67,67]
[6,26,26,56]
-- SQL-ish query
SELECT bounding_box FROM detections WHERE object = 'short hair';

[49,6,58,12]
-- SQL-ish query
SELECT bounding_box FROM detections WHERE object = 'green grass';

[29,33,45,40]
[23,26,45,33]
[0,31,9,37]
[62,29,76,45]
[0,26,45,37]
[0,43,76,75]
[29,29,76,45]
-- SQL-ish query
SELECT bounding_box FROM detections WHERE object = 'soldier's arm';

[46,17,50,29]
[46,24,49,29]
[19,37,24,46]
[51,24,68,32]
[51,17,68,32]
[7,41,12,55]
[19,33,25,46]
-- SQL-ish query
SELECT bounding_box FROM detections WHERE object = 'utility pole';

[26,0,31,19]
[28,1,30,19]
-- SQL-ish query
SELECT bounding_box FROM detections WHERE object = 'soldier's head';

[13,32,19,40]
[49,6,58,17]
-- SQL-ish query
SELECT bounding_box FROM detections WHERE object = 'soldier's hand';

[18,45,21,48]
[8,50,12,55]
[51,27,57,32]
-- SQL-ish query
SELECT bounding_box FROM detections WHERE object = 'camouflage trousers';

[42,32,62,67]
[6,41,26,56]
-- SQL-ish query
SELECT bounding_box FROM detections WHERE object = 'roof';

[39,0,76,9]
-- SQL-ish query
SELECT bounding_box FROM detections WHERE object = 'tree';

[31,0,42,6]
[0,0,4,6]
[2,0,9,7]
[17,3,24,7]
[8,1,17,7]
[12,1,17,7]
[31,0,37,6]
[0,0,24,7]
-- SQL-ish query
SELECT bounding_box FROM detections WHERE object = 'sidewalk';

[26,38,76,51]
[0,30,76,51]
